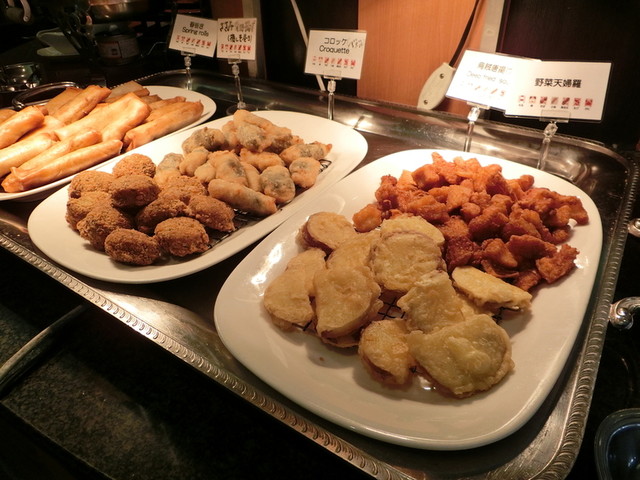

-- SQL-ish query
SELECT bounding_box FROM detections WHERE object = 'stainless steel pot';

[88,0,150,22]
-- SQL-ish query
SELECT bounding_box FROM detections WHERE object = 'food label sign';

[304,29,367,79]
[446,50,529,111]
[216,17,258,61]
[504,60,612,121]
[168,14,218,57]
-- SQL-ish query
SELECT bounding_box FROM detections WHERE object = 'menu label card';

[217,17,258,61]
[446,50,528,111]
[168,14,218,57]
[504,60,611,121]
[304,29,367,79]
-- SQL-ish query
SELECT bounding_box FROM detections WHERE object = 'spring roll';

[44,87,82,115]
[124,101,204,151]
[2,139,122,193]
[11,129,102,174]
[100,94,151,141]
[52,84,112,124]
[20,115,65,141]
[207,178,277,216]
[144,99,191,123]
[148,96,186,111]
[0,106,45,149]
[0,132,56,177]
[54,92,145,141]
[0,109,16,123]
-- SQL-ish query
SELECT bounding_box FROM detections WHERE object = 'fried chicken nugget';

[371,230,444,293]
[313,264,382,340]
[154,217,210,257]
[187,194,236,232]
[358,319,416,387]
[407,314,514,397]
[397,270,466,334]
[104,228,161,265]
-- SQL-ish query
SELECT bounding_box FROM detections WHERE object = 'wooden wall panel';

[357,0,487,114]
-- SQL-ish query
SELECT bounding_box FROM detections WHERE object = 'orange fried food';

[104,228,162,265]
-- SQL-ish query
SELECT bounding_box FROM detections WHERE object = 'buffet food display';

[1,71,636,479]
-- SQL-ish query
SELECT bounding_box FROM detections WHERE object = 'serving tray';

[1,70,638,479]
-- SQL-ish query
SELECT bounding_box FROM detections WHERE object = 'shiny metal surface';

[1,69,638,479]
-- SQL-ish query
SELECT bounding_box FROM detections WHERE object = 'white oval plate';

[214,149,602,450]
[0,85,216,202]
[28,111,368,283]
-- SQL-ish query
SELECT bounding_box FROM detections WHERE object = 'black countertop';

[2,39,640,480]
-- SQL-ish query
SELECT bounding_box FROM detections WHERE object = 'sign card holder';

[304,29,366,120]
[168,14,218,90]
[217,18,258,114]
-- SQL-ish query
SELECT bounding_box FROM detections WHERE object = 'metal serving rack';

[1,69,638,480]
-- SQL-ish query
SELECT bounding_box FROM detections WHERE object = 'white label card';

[504,60,611,121]
[168,14,218,57]
[217,18,258,61]
[304,29,367,80]
[446,50,529,111]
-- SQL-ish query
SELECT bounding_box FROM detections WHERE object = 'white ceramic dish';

[28,111,368,283]
[0,86,216,202]
[213,149,602,450]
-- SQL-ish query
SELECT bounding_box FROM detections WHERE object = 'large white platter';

[28,111,368,283]
[213,149,602,450]
[0,85,216,202]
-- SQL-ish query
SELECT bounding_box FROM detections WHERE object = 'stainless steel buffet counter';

[1,69,639,479]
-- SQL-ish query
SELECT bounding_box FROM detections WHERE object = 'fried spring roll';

[147,96,186,111]
[52,85,112,124]
[100,95,151,142]
[0,106,45,149]
[20,115,65,141]
[105,88,150,103]
[54,92,145,141]
[0,109,16,123]
[2,139,122,193]
[0,132,55,177]
[124,101,204,151]
[11,129,102,174]
[44,87,82,115]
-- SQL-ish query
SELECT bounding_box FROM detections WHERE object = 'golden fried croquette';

[109,174,160,209]
[104,228,162,265]
[358,319,416,386]
[135,196,189,234]
[407,314,514,398]
[154,217,209,257]
[68,170,115,198]
[65,191,112,230]
[76,205,133,251]
[187,194,236,232]
[112,153,156,178]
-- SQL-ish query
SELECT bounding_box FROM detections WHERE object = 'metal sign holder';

[463,103,489,152]
[324,75,341,120]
